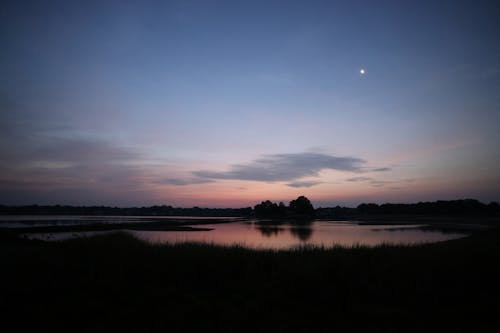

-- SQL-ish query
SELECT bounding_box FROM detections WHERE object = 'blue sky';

[1,0,499,207]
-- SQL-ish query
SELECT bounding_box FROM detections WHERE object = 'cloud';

[346,177,373,182]
[1,134,139,169]
[156,178,215,186]
[193,152,366,182]
[372,167,391,172]
[287,180,322,188]
[0,134,157,204]
[345,176,396,188]
[33,138,140,164]
[369,180,392,187]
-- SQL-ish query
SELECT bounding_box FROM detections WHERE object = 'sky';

[1,0,499,207]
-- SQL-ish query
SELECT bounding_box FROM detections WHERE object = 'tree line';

[0,205,253,217]
[0,198,498,217]
[253,196,315,218]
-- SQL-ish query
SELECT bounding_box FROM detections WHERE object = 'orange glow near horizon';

[148,171,500,208]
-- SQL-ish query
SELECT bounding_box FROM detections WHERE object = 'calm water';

[7,216,467,249]
[133,220,465,249]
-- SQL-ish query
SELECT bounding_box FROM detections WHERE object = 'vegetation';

[254,196,315,218]
[253,200,287,217]
[0,204,253,217]
[356,199,500,216]
[1,227,499,332]
[289,195,315,215]
[316,199,500,219]
[1,199,498,218]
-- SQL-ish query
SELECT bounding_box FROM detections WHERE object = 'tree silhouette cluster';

[356,199,499,216]
[0,198,498,218]
[254,196,315,218]
[0,204,253,217]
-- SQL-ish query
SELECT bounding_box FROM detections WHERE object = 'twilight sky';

[1,0,499,207]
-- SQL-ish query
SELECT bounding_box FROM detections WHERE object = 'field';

[1,225,499,332]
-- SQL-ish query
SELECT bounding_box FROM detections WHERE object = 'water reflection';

[289,226,313,241]
[256,224,313,241]
[129,220,467,249]
[256,225,285,237]
[255,219,314,241]
[20,218,468,250]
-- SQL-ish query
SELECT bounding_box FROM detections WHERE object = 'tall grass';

[1,229,499,332]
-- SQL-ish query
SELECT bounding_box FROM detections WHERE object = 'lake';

[131,220,466,249]
[2,216,468,249]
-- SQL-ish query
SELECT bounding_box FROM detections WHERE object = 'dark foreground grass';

[1,229,499,332]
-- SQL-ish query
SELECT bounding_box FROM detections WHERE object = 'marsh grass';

[1,229,499,332]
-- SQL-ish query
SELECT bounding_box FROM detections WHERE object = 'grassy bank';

[1,228,499,332]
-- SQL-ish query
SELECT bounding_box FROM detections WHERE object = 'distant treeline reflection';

[0,198,498,217]
[256,224,314,241]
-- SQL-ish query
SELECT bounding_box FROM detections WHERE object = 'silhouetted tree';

[254,200,281,217]
[289,196,314,215]
[357,203,380,215]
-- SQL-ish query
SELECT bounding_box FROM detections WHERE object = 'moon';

[359,68,365,75]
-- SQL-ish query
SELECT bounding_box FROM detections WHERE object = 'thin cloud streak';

[372,167,392,172]
[347,177,373,182]
[157,178,215,186]
[0,135,162,204]
[345,176,418,188]
[287,180,323,188]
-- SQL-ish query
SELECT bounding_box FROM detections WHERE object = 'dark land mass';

[1,225,499,332]
[0,204,254,217]
[315,198,500,219]
[1,198,498,219]
[0,217,238,234]
[1,198,498,330]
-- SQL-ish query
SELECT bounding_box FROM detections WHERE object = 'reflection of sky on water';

[18,219,467,249]
[131,221,466,249]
